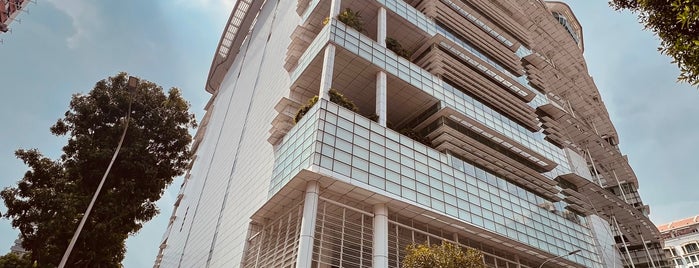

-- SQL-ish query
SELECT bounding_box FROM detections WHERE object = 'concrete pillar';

[296,181,320,268]
[319,45,336,100]
[375,6,388,127]
[378,7,387,46]
[330,0,341,18]
[373,204,388,268]
[376,71,387,126]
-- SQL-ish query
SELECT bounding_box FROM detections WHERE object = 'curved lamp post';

[538,249,582,268]
[58,76,139,268]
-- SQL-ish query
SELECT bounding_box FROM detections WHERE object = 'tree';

[610,0,699,85]
[1,73,197,267]
[0,253,34,268]
[402,241,486,268]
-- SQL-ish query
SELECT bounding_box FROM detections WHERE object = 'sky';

[0,0,697,267]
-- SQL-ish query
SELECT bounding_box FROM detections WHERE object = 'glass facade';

[321,21,568,172]
[270,100,599,267]
[158,0,660,267]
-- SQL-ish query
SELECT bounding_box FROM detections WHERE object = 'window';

[551,12,580,44]
[685,242,699,254]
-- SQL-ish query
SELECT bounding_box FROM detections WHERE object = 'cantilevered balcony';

[275,19,568,166]
[261,99,601,267]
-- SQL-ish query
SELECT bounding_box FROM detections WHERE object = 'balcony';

[260,99,600,267]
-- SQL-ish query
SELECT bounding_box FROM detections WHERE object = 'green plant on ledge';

[294,89,358,123]
[338,8,364,32]
[386,37,412,59]
[294,95,319,123]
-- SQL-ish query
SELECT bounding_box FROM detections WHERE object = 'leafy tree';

[610,0,699,85]
[1,73,197,267]
[0,253,34,268]
[402,241,486,268]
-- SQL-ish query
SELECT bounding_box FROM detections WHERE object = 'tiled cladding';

[160,1,298,267]
[293,20,569,172]
[270,100,601,267]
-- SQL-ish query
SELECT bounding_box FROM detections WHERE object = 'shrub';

[338,8,364,32]
[403,241,485,268]
[294,96,319,123]
[294,89,358,123]
[328,88,358,112]
[386,37,412,59]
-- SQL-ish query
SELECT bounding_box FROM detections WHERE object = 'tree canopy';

[402,241,486,268]
[610,0,699,86]
[1,73,196,267]
[0,253,34,268]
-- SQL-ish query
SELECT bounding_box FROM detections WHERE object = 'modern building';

[659,215,699,267]
[155,0,666,267]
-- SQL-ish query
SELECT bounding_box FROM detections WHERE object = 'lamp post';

[538,249,582,268]
[58,76,139,268]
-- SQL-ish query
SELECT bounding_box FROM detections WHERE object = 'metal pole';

[612,216,636,268]
[612,170,628,203]
[58,77,137,268]
[586,148,603,187]
[538,249,581,268]
[640,234,657,268]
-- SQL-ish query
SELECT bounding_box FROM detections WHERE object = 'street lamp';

[58,76,139,268]
[538,249,582,268]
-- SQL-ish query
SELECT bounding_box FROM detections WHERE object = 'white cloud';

[46,0,100,48]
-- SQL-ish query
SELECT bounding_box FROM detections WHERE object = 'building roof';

[658,215,699,232]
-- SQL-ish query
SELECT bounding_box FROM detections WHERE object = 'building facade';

[659,215,699,267]
[155,0,666,267]
[9,235,28,256]
[0,0,31,34]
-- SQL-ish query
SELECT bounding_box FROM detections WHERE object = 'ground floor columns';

[296,181,320,268]
[373,203,388,267]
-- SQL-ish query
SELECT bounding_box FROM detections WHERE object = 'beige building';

[155,0,667,267]
[659,215,699,267]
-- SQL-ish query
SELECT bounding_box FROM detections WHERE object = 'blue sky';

[0,0,697,267]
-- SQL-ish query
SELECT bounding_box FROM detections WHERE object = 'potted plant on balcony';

[294,96,319,123]
[294,89,358,123]
[386,37,412,59]
[338,8,364,32]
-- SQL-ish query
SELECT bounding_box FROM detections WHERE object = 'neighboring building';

[0,0,31,34]
[155,0,666,267]
[659,215,699,267]
[9,235,28,256]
